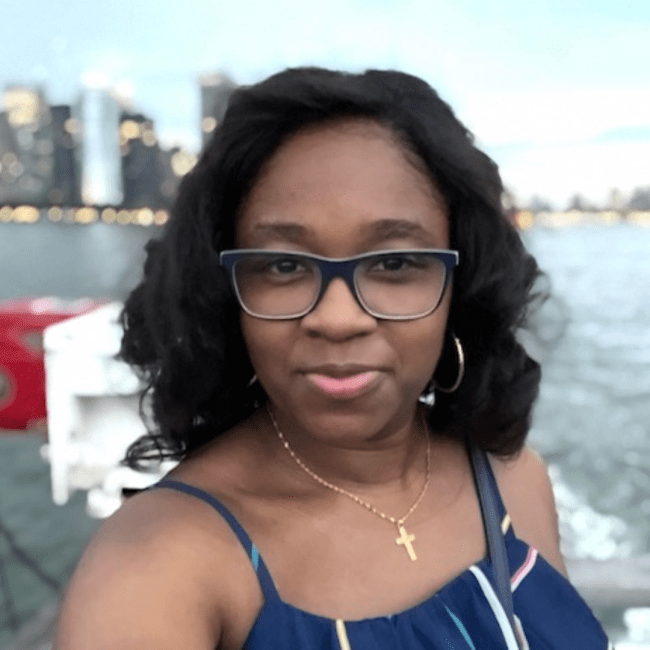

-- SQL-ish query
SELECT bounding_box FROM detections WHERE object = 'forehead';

[236,120,449,252]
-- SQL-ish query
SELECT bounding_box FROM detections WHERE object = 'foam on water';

[619,608,650,648]
[549,464,633,561]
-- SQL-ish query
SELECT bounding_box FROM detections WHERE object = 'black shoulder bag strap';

[469,443,521,649]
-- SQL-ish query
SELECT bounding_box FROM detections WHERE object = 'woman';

[55,68,610,649]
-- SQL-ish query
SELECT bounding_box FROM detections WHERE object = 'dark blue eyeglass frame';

[219,248,459,320]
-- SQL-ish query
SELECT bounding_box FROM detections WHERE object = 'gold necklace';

[267,406,430,561]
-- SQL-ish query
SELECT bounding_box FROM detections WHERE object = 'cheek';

[241,314,268,366]
[240,314,292,382]
[395,322,446,382]
[392,299,450,386]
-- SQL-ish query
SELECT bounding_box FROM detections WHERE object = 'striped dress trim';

[444,605,478,650]
[251,544,260,570]
[501,513,512,535]
[511,547,538,592]
[335,619,352,650]
[469,566,520,650]
[513,615,530,650]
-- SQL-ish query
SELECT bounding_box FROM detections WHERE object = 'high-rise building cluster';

[0,73,237,224]
[199,72,236,148]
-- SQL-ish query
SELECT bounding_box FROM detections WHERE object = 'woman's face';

[235,120,451,445]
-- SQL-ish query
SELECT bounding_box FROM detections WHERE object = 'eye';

[370,254,420,272]
[252,255,315,285]
[268,257,306,274]
[377,256,410,271]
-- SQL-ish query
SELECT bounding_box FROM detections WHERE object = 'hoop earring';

[433,333,465,394]
[247,374,258,388]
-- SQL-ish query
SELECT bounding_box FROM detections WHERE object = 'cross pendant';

[395,524,417,561]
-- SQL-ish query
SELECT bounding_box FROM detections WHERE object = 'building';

[199,73,236,148]
[0,86,54,206]
[77,87,123,206]
[0,111,20,197]
[0,77,203,214]
[119,112,163,208]
[49,105,81,206]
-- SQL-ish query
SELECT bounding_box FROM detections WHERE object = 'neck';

[266,403,430,493]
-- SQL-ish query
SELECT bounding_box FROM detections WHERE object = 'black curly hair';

[120,66,542,468]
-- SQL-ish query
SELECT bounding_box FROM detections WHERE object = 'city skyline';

[2,0,649,209]
[0,81,210,212]
[1,74,649,215]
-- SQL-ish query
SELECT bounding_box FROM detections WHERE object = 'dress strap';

[468,445,521,649]
[152,479,280,603]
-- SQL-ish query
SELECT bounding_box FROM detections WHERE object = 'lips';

[303,366,381,397]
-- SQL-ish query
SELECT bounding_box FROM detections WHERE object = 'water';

[0,219,156,301]
[0,220,649,645]
[523,224,650,559]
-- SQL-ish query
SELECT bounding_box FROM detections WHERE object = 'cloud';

[3,0,649,207]
[467,85,650,147]
[496,139,650,207]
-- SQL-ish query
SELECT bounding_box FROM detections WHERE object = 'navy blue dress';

[154,452,611,650]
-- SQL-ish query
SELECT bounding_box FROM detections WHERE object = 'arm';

[54,489,262,650]
[490,446,568,577]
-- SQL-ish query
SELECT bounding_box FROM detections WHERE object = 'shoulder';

[489,446,568,576]
[55,484,263,650]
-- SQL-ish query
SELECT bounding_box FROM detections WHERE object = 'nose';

[300,277,377,340]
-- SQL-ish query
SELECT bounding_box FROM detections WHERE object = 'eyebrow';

[365,219,436,245]
[246,222,307,246]
[245,218,436,247]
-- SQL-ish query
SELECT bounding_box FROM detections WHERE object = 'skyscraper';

[119,112,162,208]
[0,85,54,206]
[50,105,81,206]
[199,73,236,148]
[77,86,123,206]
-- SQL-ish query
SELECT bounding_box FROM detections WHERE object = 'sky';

[2,0,649,209]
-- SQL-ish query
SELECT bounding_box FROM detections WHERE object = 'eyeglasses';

[219,248,459,320]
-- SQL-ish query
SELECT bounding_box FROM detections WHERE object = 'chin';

[298,396,414,443]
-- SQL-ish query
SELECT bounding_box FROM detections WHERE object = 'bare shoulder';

[55,485,263,650]
[489,446,568,576]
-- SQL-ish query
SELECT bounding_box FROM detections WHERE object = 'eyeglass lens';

[232,252,448,319]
